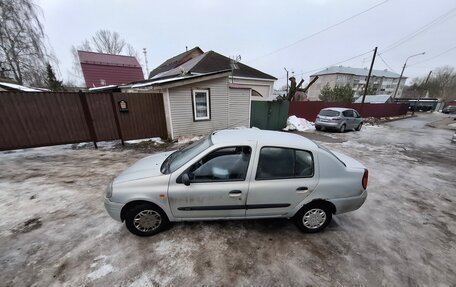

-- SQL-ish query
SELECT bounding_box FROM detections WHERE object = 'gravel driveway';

[1,113,455,286]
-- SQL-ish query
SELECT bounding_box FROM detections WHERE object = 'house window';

[192,89,210,121]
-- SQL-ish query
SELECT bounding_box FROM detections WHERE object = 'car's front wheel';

[295,203,332,233]
[125,203,170,236]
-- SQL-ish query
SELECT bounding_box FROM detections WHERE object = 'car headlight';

[106,181,113,198]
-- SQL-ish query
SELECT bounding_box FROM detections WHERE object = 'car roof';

[321,107,353,112]
[210,128,318,149]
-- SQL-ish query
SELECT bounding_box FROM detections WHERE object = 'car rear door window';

[295,150,314,177]
[342,110,354,117]
[256,147,314,180]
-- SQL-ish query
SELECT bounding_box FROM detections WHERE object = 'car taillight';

[362,169,368,189]
[333,117,341,120]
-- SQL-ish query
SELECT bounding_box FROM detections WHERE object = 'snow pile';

[283,115,315,132]
[178,135,202,144]
[125,137,164,145]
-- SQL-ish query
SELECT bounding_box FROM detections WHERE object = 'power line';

[377,54,397,73]
[408,45,456,66]
[247,0,390,63]
[381,7,456,54]
[277,49,374,80]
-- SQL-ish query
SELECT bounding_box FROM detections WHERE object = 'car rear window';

[319,110,340,117]
[315,142,346,167]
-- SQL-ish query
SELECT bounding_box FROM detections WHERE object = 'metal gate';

[250,101,289,130]
[0,92,168,151]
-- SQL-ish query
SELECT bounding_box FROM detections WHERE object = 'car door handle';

[296,186,308,193]
[229,190,242,197]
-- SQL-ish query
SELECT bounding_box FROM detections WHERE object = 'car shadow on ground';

[169,217,343,235]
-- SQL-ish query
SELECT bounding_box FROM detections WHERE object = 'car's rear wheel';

[295,203,332,233]
[355,122,363,131]
[125,203,169,236]
[339,124,346,133]
[315,125,321,131]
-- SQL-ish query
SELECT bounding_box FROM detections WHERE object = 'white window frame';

[192,89,210,121]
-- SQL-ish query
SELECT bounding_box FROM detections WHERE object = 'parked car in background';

[104,129,368,236]
[315,108,363,132]
[442,105,456,114]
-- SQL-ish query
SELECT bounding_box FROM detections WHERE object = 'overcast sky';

[39,0,456,87]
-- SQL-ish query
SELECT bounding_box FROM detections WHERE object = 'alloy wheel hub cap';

[134,210,162,232]
[303,208,326,229]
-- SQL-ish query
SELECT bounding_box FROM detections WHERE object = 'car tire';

[315,125,321,131]
[295,203,332,233]
[125,203,170,236]
[355,122,363,131]
[339,124,346,133]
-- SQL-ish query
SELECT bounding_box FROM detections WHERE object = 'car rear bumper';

[104,197,124,222]
[315,120,342,129]
[330,190,367,214]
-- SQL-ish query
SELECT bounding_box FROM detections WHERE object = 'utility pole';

[412,70,432,116]
[392,52,425,99]
[284,68,289,94]
[361,47,377,104]
[143,48,149,77]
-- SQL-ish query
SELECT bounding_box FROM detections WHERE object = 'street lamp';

[392,52,425,98]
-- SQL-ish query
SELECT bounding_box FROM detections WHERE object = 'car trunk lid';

[331,151,365,170]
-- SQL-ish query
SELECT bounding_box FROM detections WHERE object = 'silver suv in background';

[315,108,363,132]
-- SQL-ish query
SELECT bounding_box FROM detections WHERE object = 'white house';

[120,47,277,139]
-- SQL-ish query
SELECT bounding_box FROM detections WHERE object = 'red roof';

[78,50,144,88]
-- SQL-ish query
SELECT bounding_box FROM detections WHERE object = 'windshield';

[161,136,212,174]
[319,110,340,117]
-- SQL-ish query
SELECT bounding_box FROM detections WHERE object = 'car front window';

[162,137,212,174]
[188,146,252,182]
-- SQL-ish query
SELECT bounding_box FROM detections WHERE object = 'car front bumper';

[330,190,367,214]
[104,197,124,222]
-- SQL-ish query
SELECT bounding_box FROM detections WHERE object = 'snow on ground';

[0,113,455,286]
[124,137,165,145]
[177,135,203,144]
[283,115,315,132]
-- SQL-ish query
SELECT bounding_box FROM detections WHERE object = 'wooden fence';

[0,92,167,151]
[288,101,410,121]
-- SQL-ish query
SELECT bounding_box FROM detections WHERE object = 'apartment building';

[307,66,406,101]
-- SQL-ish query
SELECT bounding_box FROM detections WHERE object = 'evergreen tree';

[319,84,354,103]
[45,63,63,91]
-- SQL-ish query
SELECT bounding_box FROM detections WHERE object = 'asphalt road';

[0,113,455,286]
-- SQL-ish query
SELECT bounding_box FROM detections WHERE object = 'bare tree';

[70,30,139,84]
[91,30,126,54]
[433,66,456,101]
[0,0,50,85]
[409,66,456,101]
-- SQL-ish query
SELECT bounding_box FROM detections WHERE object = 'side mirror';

[182,173,190,186]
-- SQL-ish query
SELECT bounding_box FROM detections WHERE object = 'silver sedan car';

[315,107,363,132]
[104,129,368,236]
